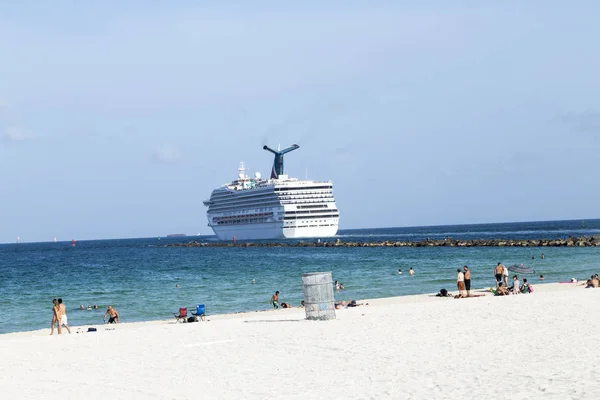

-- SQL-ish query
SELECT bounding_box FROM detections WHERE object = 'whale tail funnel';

[263,144,299,179]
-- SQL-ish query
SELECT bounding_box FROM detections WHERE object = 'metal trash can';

[302,272,336,320]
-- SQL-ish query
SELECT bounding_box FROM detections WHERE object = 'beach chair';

[174,307,188,323]
[191,304,205,321]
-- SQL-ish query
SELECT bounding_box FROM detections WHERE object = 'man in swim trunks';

[463,265,471,297]
[271,291,280,309]
[103,305,120,324]
[494,262,504,288]
[57,298,71,334]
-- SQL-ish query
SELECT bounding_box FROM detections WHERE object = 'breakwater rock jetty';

[167,236,600,248]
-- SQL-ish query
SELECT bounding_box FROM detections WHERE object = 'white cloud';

[151,145,181,163]
[1,126,33,143]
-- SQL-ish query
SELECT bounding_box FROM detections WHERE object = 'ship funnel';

[263,144,299,179]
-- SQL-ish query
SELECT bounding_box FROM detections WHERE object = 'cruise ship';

[203,145,339,240]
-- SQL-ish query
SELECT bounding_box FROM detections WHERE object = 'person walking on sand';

[456,268,465,298]
[494,263,504,288]
[103,305,120,324]
[57,298,71,334]
[463,266,471,297]
[270,291,280,309]
[50,299,61,335]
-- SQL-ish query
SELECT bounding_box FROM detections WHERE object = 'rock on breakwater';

[167,236,600,248]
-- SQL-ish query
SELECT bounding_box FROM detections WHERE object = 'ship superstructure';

[203,145,339,240]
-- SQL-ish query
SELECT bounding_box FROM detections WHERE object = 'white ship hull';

[212,220,339,241]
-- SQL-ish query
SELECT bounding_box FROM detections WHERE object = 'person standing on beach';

[57,298,71,334]
[463,266,471,297]
[50,299,61,335]
[270,291,280,309]
[502,264,509,288]
[494,263,504,288]
[103,305,120,324]
[456,269,465,298]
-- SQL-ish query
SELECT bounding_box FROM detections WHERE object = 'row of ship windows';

[280,200,334,205]
[274,186,332,191]
[209,199,334,212]
[284,215,339,221]
[214,218,269,225]
[211,189,332,201]
[284,224,336,228]
[284,210,337,214]
[297,204,328,209]
[211,194,333,206]
[209,194,332,207]
[213,217,338,226]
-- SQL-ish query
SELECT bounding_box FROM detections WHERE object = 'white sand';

[1,283,599,399]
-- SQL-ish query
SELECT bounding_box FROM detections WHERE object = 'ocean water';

[1,219,599,334]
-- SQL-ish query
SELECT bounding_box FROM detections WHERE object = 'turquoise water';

[1,219,599,334]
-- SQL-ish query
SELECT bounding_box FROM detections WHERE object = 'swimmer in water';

[398,268,402,275]
[252,279,256,284]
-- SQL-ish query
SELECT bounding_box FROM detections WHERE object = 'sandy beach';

[1,283,599,399]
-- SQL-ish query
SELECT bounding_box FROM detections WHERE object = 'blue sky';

[1,1,599,242]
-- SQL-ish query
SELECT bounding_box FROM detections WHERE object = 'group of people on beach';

[492,262,533,295]
[50,300,120,334]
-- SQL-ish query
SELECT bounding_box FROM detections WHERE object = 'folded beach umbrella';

[507,264,535,274]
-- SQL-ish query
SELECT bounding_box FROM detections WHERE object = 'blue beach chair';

[192,304,206,321]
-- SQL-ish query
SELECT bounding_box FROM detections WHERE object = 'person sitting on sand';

[589,275,599,288]
[495,283,509,296]
[583,279,594,288]
[520,278,532,293]
[103,305,120,324]
[280,302,292,309]
[436,288,452,297]
[300,300,305,307]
